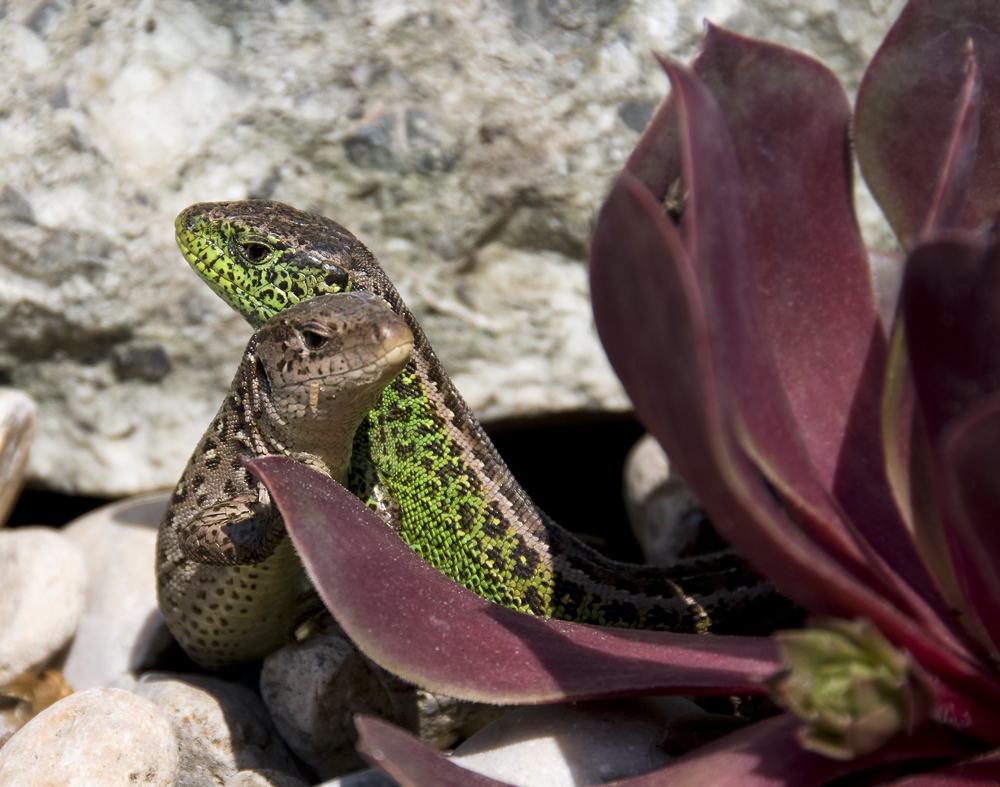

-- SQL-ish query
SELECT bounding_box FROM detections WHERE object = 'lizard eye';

[301,330,327,350]
[241,242,272,263]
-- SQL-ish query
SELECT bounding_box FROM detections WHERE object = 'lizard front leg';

[177,487,287,567]
[158,481,313,669]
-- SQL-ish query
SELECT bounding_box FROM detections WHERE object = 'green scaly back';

[176,200,790,636]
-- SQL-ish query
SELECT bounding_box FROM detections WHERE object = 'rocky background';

[0,0,905,497]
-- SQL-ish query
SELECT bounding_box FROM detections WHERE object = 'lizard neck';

[245,336,396,488]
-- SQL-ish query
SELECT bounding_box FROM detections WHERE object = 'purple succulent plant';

[248,1,1000,782]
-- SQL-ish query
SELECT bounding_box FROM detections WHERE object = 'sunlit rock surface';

[0,0,904,495]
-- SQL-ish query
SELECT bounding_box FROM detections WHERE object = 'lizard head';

[253,292,414,452]
[176,201,361,329]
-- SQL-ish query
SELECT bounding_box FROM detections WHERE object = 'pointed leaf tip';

[856,0,1000,247]
[920,51,981,237]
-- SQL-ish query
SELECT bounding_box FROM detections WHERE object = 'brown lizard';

[156,291,412,668]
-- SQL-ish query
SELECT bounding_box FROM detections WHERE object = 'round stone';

[0,687,178,787]
[0,527,87,685]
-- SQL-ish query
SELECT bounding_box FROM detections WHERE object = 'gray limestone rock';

[0,687,179,787]
[134,671,305,787]
[260,632,404,779]
[0,0,904,495]
[261,631,502,780]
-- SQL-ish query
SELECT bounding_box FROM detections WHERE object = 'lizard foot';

[179,490,286,566]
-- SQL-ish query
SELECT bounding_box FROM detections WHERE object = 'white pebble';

[225,769,311,787]
[134,671,304,786]
[0,527,87,685]
[316,771,396,786]
[624,434,705,565]
[452,697,704,786]
[0,687,178,787]
[61,492,174,690]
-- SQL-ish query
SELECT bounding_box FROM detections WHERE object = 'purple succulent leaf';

[879,41,980,608]
[924,670,1000,745]
[901,229,1000,672]
[887,392,970,637]
[589,170,978,709]
[686,24,940,617]
[887,750,1000,786]
[593,59,955,649]
[246,455,784,704]
[622,52,886,594]
[591,172,860,620]
[882,320,918,529]
[856,0,1000,248]
[625,714,982,787]
[921,55,981,237]
[356,713,981,787]
[882,317,971,639]
[938,391,1000,658]
[690,24,874,486]
[902,232,1000,443]
[357,715,513,787]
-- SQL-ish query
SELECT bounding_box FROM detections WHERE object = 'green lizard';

[173,199,793,649]
[157,292,413,667]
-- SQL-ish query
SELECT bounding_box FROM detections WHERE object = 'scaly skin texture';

[156,292,413,668]
[176,200,794,641]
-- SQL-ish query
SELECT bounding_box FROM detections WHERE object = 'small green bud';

[768,618,931,760]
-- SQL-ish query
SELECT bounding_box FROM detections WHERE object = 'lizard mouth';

[291,339,414,390]
[382,341,413,371]
[176,231,271,321]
